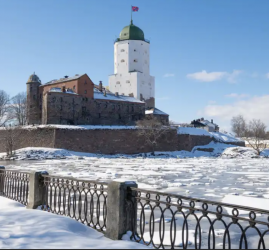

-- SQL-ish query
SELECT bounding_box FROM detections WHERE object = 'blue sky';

[0,0,269,131]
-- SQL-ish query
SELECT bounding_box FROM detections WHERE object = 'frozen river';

[1,156,269,204]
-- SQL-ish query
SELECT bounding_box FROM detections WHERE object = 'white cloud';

[201,95,269,127]
[187,70,227,82]
[225,93,249,98]
[227,70,243,83]
[187,70,243,83]
[163,73,175,78]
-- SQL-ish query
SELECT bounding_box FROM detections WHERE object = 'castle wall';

[54,128,177,154]
[0,128,55,153]
[0,127,245,155]
[42,92,145,126]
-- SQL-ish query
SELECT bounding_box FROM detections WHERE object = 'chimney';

[64,75,68,79]
[62,86,66,93]
[104,89,107,97]
[201,117,204,121]
[99,81,103,92]
[211,119,214,124]
[115,92,119,97]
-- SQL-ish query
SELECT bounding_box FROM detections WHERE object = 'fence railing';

[1,166,269,249]
[0,168,29,206]
[41,175,108,232]
[127,187,269,249]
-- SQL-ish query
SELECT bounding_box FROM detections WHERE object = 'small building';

[145,108,169,124]
[191,118,220,132]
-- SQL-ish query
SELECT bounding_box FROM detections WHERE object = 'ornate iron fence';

[41,175,108,232]
[127,188,269,249]
[0,170,29,206]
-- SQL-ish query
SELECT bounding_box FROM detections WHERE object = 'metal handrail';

[131,187,269,215]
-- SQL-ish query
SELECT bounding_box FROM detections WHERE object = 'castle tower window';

[134,59,137,63]
[121,49,125,52]
[116,81,120,84]
[121,59,125,63]
[134,49,136,52]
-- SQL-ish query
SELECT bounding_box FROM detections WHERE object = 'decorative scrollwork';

[0,170,29,206]
[41,175,108,233]
[128,187,269,249]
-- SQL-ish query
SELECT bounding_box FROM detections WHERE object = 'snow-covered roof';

[49,87,78,95]
[177,127,244,143]
[145,108,169,116]
[94,90,144,104]
[192,119,219,128]
[44,74,83,86]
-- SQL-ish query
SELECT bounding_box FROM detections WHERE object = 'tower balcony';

[114,38,150,44]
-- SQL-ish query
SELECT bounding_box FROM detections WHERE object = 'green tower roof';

[118,20,145,42]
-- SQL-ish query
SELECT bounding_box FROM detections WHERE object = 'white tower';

[109,20,155,108]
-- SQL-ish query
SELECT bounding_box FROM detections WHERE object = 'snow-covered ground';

[0,197,146,249]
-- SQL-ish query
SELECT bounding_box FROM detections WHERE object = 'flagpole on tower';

[131,6,133,24]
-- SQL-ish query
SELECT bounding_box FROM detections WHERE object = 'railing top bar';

[131,187,269,215]
[41,174,108,185]
[0,169,30,175]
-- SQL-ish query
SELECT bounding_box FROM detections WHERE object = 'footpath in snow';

[0,197,145,249]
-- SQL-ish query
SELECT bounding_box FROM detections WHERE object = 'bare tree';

[136,117,173,154]
[0,90,11,127]
[10,92,27,125]
[231,115,247,137]
[245,119,267,155]
[4,126,22,157]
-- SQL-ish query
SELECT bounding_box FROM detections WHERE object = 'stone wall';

[177,134,213,152]
[54,128,177,154]
[0,128,55,153]
[43,92,145,126]
[0,127,245,155]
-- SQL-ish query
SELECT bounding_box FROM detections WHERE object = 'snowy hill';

[177,127,244,143]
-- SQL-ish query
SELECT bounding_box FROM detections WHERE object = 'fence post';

[27,171,49,209]
[0,166,5,195]
[105,181,138,240]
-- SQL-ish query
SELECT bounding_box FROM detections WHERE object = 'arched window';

[121,59,125,63]
[121,49,125,52]
[126,80,130,83]
[116,81,120,84]
[134,59,137,63]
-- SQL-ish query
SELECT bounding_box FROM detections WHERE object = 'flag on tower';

[132,6,139,12]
